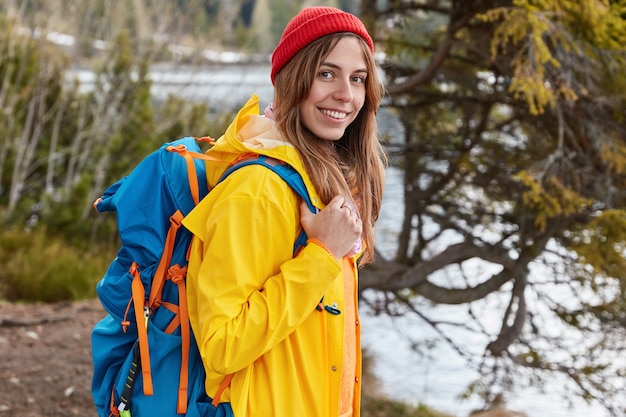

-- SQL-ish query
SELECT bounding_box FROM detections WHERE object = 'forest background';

[1,0,626,416]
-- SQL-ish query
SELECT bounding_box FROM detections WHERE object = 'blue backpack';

[91,136,313,417]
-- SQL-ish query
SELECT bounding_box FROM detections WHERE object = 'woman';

[183,6,386,417]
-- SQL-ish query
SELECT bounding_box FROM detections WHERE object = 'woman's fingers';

[300,196,361,259]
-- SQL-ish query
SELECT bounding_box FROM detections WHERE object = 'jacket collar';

[211,94,324,210]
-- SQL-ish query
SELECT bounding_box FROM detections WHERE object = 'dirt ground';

[0,299,387,417]
[0,298,104,417]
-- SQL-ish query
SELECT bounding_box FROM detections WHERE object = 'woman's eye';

[319,70,333,79]
[352,75,365,84]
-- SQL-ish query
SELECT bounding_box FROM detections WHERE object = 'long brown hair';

[273,33,387,265]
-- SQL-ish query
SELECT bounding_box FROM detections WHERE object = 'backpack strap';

[220,153,314,210]
[211,374,235,407]
[169,264,191,414]
[165,136,219,205]
[129,262,153,396]
[136,215,192,414]
[148,211,185,308]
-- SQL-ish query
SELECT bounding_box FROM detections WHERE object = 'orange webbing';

[143,213,188,409]
[193,136,216,145]
[211,373,235,407]
[159,302,181,335]
[130,262,153,396]
[165,141,221,205]
[229,152,259,167]
[148,211,184,308]
[180,150,200,205]
[120,297,133,332]
[169,265,191,414]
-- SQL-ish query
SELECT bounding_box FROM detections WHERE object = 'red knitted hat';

[270,6,374,84]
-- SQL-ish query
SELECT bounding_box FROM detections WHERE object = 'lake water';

[68,64,612,417]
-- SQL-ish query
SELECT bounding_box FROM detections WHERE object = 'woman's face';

[300,36,368,141]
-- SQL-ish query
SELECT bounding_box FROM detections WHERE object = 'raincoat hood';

[205,94,323,209]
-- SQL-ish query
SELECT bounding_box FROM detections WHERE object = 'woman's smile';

[320,108,350,121]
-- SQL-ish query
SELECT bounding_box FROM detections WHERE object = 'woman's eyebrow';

[320,61,368,74]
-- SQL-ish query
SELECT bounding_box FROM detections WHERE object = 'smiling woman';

[182,6,388,417]
[271,12,384,265]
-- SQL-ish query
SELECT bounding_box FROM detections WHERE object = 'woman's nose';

[333,78,354,102]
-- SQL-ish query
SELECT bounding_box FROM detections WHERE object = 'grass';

[362,398,456,417]
[0,227,112,302]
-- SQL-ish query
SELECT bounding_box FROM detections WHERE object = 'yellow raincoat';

[183,95,362,417]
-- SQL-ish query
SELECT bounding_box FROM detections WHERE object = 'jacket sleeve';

[184,165,342,376]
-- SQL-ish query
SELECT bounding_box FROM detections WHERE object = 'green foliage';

[515,171,593,232]
[0,227,113,302]
[89,31,157,178]
[566,210,626,278]
[269,0,302,45]
[479,0,626,115]
[479,3,574,114]
[0,15,73,209]
[0,15,237,246]
[361,399,455,417]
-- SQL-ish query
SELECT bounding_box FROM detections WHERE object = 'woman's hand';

[300,195,362,259]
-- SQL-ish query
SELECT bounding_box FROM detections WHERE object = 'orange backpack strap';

[165,138,219,205]
[169,264,191,414]
[144,212,190,412]
[130,262,153,396]
[211,373,235,407]
[148,211,184,308]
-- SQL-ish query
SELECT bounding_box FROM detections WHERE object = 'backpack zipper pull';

[144,306,150,328]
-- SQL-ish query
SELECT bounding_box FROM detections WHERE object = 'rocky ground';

[0,298,104,417]
[0,298,388,417]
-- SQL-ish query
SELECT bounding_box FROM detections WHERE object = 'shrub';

[0,228,113,302]
[361,398,456,417]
